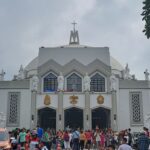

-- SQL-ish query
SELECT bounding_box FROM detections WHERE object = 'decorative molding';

[7,92,20,127]
[97,95,104,104]
[129,91,143,126]
[69,95,78,105]
[44,95,51,105]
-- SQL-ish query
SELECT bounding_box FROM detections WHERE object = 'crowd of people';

[9,126,150,150]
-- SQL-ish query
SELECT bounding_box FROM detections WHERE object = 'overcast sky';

[0,0,149,80]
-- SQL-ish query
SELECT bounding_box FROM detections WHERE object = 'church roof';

[57,44,92,48]
[25,24,123,73]
[110,56,123,71]
[25,55,123,72]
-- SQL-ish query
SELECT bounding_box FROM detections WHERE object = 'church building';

[0,24,150,131]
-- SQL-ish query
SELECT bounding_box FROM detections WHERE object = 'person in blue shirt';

[137,132,149,150]
[37,125,43,140]
[72,128,80,150]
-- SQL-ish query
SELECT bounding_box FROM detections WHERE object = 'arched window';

[67,73,82,92]
[90,73,105,92]
[43,73,58,92]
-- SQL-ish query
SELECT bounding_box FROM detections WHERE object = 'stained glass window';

[43,73,58,92]
[90,73,105,92]
[67,73,82,92]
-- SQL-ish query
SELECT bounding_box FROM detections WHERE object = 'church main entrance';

[38,107,56,129]
[92,107,110,129]
[64,107,83,129]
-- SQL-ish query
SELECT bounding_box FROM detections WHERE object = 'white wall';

[118,89,150,132]
[0,89,31,130]
[118,89,130,131]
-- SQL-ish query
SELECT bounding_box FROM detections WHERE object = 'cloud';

[0,0,149,80]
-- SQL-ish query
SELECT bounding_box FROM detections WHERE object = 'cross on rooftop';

[72,21,77,31]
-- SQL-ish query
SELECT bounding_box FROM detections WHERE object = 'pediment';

[38,59,63,77]
[87,59,111,76]
[63,59,86,76]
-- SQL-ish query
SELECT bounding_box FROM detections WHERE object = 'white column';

[30,91,37,129]
[84,92,91,130]
[57,92,64,130]
[111,91,118,131]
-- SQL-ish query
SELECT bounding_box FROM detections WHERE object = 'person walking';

[72,129,80,150]
[79,130,86,150]
[63,130,70,150]
[37,125,43,141]
[18,128,26,149]
[137,131,149,150]
[118,138,132,150]
[94,129,100,149]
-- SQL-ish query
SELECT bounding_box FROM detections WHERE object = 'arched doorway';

[64,107,83,129]
[92,107,110,129]
[38,107,56,129]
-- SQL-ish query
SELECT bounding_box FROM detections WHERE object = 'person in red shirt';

[25,130,31,150]
[30,133,39,150]
[85,130,92,150]
[100,131,106,150]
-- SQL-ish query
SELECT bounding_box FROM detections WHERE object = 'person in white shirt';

[118,138,132,150]
[94,129,100,149]
[40,142,48,150]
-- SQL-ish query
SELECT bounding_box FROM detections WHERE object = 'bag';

[64,133,69,141]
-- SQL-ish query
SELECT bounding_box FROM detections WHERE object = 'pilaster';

[84,92,91,130]
[57,92,64,130]
[111,91,118,131]
[30,91,37,129]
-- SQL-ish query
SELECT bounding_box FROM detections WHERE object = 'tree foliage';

[141,0,150,39]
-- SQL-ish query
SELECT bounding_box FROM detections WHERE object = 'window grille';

[7,92,20,126]
[43,73,58,92]
[90,73,105,92]
[67,73,82,92]
[130,92,143,125]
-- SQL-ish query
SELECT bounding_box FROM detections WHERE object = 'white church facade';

[0,26,150,132]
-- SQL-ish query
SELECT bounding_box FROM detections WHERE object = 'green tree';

[141,0,150,39]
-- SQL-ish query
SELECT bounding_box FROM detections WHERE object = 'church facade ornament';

[57,72,64,92]
[0,69,5,81]
[144,69,149,81]
[69,95,78,105]
[44,95,51,105]
[97,95,104,104]
[69,21,80,45]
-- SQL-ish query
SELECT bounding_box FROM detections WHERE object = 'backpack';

[64,133,69,141]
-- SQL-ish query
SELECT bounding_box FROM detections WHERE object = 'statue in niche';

[0,70,5,81]
[31,75,39,91]
[144,69,149,81]
[83,73,91,92]
[57,72,64,91]
[110,74,117,91]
